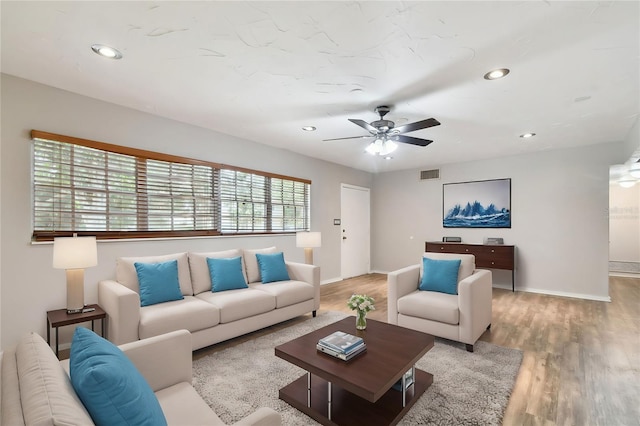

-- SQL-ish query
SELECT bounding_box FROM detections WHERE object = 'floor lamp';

[53,235,98,314]
[296,231,321,265]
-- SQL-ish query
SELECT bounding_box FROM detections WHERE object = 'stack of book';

[317,331,366,361]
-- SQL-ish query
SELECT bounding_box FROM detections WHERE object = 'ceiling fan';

[324,105,441,156]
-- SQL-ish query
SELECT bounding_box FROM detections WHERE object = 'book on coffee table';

[318,331,363,354]
[317,341,366,361]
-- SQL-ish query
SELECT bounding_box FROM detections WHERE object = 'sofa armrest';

[98,279,140,345]
[458,269,493,345]
[118,330,192,392]
[286,261,320,311]
[387,264,420,324]
[232,407,282,426]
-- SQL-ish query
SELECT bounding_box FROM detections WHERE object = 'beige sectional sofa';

[0,329,281,425]
[98,247,320,349]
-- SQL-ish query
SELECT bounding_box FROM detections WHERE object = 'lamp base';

[304,248,314,265]
[66,268,85,314]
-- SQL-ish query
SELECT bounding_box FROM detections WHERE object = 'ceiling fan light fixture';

[484,68,510,80]
[629,161,640,178]
[618,177,637,188]
[520,132,536,138]
[379,140,398,156]
[301,126,316,131]
[91,44,123,59]
[365,139,397,156]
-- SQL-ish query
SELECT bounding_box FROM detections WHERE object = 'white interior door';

[340,184,371,279]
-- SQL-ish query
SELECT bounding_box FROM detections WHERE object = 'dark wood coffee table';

[275,316,434,426]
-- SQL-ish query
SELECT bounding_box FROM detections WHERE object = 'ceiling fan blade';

[323,135,373,142]
[394,118,441,134]
[348,119,378,134]
[393,134,434,147]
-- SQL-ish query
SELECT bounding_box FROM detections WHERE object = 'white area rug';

[193,312,522,425]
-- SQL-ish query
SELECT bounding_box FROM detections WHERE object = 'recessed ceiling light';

[302,126,316,131]
[384,156,393,160]
[484,68,510,80]
[91,44,123,59]
[519,132,536,138]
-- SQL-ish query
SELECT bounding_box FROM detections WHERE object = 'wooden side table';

[46,304,107,358]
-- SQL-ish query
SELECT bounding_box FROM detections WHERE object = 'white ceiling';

[2,1,639,173]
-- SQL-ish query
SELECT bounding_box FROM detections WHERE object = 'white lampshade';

[296,231,322,248]
[53,236,97,269]
[629,162,640,179]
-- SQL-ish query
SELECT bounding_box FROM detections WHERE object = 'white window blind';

[31,130,310,241]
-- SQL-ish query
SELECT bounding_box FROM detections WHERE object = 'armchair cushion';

[70,328,167,426]
[397,290,460,325]
[420,257,461,294]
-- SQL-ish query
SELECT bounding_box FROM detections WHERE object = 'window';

[31,130,310,241]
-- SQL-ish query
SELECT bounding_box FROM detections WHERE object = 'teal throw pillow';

[134,260,183,307]
[256,252,290,283]
[420,257,462,295]
[69,328,167,426]
[207,256,248,292]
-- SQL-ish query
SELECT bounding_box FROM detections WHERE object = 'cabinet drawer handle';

[491,249,495,253]
[465,249,469,252]
[440,247,444,250]
[491,261,495,265]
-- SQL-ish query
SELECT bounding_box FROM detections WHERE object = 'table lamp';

[296,231,321,265]
[53,234,98,314]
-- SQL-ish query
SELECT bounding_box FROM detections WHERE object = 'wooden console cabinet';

[425,242,516,291]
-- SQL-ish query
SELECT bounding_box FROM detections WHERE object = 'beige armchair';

[387,253,492,352]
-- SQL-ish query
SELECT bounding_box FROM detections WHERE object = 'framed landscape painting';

[443,178,511,228]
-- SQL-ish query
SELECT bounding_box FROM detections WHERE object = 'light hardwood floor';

[320,274,640,426]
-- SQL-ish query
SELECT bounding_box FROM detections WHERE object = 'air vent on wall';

[420,169,440,180]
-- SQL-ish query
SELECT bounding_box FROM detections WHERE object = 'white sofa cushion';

[156,382,225,425]
[188,249,246,295]
[397,290,460,325]
[422,252,475,282]
[196,289,276,323]
[251,280,315,308]
[139,297,220,340]
[15,332,93,425]
[117,253,194,296]
[243,247,277,284]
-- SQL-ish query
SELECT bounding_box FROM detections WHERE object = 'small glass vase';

[355,310,367,330]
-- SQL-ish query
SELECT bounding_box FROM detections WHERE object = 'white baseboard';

[501,285,611,302]
[609,272,640,279]
[320,277,343,285]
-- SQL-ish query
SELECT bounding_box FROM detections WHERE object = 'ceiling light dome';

[484,68,510,80]
[618,177,637,188]
[91,44,123,59]
[629,162,640,178]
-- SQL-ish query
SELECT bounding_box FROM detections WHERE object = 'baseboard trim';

[609,272,640,279]
[507,286,611,302]
[321,277,343,285]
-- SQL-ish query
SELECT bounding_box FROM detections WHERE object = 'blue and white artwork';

[443,179,511,228]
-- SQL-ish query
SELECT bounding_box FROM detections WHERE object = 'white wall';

[622,118,639,160]
[371,143,626,301]
[0,74,372,350]
[609,183,640,262]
